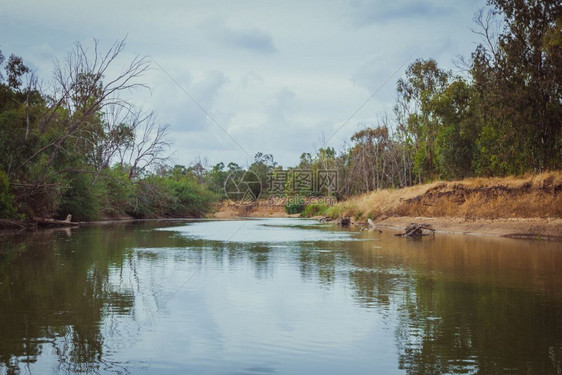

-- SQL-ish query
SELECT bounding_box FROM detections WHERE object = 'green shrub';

[57,172,100,221]
[301,203,328,217]
[285,203,306,214]
[95,167,136,217]
[0,170,18,219]
[161,175,216,217]
[127,174,216,218]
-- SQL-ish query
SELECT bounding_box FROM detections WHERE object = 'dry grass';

[331,171,562,220]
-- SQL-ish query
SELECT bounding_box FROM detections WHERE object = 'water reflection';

[0,219,560,374]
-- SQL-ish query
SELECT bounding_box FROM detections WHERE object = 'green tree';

[397,59,450,181]
[471,0,562,173]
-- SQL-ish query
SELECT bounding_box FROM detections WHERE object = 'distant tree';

[0,48,4,82]
[5,54,29,90]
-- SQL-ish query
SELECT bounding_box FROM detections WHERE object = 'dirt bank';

[370,216,562,240]
[213,172,562,240]
[328,171,562,240]
[214,201,300,218]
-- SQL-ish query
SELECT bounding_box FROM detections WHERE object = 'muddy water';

[0,218,561,374]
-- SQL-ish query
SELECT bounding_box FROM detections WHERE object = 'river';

[1,218,561,374]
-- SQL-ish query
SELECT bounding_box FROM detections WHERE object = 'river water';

[0,218,561,374]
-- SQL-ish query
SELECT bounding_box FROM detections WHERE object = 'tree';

[396,59,450,180]
[471,0,562,173]
[5,54,30,90]
[116,110,170,179]
[14,38,150,175]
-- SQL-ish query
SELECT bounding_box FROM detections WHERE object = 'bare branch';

[472,8,502,63]
[14,38,150,173]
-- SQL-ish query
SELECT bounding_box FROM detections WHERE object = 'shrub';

[0,170,18,219]
[285,203,306,214]
[301,203,328,217]
[57,172,100,221]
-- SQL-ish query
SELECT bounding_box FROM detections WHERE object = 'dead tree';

[14,38,150,173]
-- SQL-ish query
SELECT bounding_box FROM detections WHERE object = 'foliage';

[0,40,217,222]
[284,202,306,215]
[0,170,18,218]
[57,172,100,221]
[2,1,562,224]
[301,203,329,217]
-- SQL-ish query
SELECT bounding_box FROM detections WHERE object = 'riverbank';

[213,202,297,218]
[319,171,562,240]
[212,172,562,240]
[365,216,562,240]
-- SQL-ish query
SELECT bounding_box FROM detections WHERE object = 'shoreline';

[212,202,562,240]
[368,216,562,241]
[2,209,560,241]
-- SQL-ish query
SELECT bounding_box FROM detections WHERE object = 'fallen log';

[33,216,79,228]
[395,223,435,237]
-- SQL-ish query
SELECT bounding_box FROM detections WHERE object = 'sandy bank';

[370,216,562,240]
[213,202,298,218]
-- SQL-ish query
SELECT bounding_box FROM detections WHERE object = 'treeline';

[0,40,215,221]
[1,0,560,221]
[199,0,562,200]
[343,0,561,194]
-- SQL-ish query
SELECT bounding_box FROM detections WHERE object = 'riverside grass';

[317,171,561,221]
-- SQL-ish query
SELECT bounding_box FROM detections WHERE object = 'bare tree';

[472,8,503,63]
[13,38,150,173]
[117,111,171,179]
[86,104,135,183]
[24,70,38,140]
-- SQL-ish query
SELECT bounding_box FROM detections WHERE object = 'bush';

[161,175,216,217]
[127,174,216,218]
[0,170,18,219]
[301,203,328,217]
[285,203,306,214]
[95,167,136,217]
[57,172,100,221]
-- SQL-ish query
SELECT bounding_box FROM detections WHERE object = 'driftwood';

[360,218,382,233]
[395,223,435,237]
[33,215,79,228]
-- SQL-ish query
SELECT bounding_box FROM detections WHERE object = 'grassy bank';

[306,171,561,221]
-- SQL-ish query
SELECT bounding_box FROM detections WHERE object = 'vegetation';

[0,39,216,221]
[211,0,561,208]
[0,1,560,223]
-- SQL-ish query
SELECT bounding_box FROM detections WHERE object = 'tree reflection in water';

[0,220,560,374]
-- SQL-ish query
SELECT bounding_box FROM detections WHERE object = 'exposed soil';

[213,201,298,218]
[214,172,562,240]
[371,216,562,240]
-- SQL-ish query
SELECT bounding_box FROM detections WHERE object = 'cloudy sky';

[1,0,487,168]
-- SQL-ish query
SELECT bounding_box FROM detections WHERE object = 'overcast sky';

[1,0,487,168]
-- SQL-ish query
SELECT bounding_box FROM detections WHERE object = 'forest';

[0,0,560,221]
